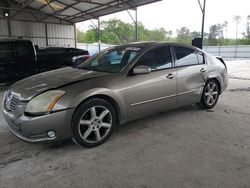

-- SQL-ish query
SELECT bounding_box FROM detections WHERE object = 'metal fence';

[203,45,250,58]
[77,43,250,58]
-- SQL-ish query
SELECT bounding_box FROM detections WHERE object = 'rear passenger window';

[15,42,34,57]
[174,46,198,67]
[0,43,13,59]
[197,51,205,64]
[136,46,172,71]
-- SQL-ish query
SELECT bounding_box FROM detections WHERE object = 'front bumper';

[3,107,75,142]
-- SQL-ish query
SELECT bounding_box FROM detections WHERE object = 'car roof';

[114,41,200,51]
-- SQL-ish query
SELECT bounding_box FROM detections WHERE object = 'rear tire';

[72,98,117,148]
[197,79,220,109]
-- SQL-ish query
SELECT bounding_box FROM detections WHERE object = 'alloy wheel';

[204,82,218,106]
[78,106,112,144]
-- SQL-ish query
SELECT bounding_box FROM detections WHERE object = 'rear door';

[172,45,208,105]
[14,41,37,79]
[0,42,15,83]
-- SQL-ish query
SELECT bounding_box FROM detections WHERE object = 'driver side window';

[136,46,172,71]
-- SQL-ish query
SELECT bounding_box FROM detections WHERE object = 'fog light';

[47,130,56,138]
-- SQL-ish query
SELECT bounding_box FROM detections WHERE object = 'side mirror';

[133,65,152,75]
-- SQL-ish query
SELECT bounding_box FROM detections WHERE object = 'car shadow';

[0,103,206,168]
[114,104,201,134]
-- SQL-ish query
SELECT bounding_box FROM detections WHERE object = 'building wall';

[0,10,75,48]
[47,24,75,47]
[0,19,8,38]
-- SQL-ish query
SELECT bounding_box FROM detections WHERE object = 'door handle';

[166,73,175,79]
[200,68,207,73]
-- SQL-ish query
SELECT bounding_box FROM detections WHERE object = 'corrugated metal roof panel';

[57,0,76,6]
[60,7,80,16]
[92,0,114,4]
[28,1,44,9]
[9,0,162,23]
[40,5,55,14]
[65,0,162,22]
[73,2,99,11]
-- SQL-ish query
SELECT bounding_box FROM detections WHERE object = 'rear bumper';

[3,107,75,142]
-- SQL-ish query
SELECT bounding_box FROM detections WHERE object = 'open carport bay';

[0,59,250,188]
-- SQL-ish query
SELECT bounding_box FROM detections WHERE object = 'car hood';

[10,67,107,100]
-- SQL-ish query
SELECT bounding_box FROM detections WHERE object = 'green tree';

[84,29,97,43]
[233,15,241,41]
[101,19,134,44]
[77,29,85,43]
[208,24,223,45]
[77,19,170,44]
[147,27,168,41]
[176,27,191,44]
[222,21,228,39]
[190,31,201,39]
[77,18,250,46]
[209,24,223,39]
[243,15,250,43]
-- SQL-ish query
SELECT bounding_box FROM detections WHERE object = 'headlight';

[25,90,65,115]
[3,90,8,101]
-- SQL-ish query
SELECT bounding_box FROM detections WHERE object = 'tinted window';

[78,47,140,73]
[15,42,34,57]
[174,46,198,67]
[137,46,172,71]
[0,43,13,59]
[197,51,205,64]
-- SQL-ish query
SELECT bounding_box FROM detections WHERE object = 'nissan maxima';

[2,42,228,147]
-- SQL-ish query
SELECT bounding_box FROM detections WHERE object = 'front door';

[125,45,177,119]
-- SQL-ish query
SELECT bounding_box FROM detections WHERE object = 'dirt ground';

[0,59,250,188]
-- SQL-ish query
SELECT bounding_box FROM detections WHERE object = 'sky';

[76,0,250,39]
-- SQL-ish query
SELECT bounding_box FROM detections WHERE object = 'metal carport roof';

[1,0,206,48]
[1,0,161,24]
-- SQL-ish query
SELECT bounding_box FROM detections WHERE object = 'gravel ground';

[0,59,250,188]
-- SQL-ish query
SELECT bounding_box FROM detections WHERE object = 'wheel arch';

[79,94,121,125]
[70,89,125,125]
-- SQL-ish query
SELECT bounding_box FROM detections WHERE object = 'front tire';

[197,79,220,109]
[72,98,117,147]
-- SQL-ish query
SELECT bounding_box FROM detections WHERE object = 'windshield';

[78,47,141,73]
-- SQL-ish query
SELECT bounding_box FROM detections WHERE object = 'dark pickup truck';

[0,39,89,84]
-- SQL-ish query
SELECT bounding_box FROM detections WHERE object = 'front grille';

[4,91,22,112]
[10,95,19,111]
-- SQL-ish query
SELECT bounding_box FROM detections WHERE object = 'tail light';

[86,54,90,59]
[85,51,90,60]
[216,56,227,69]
